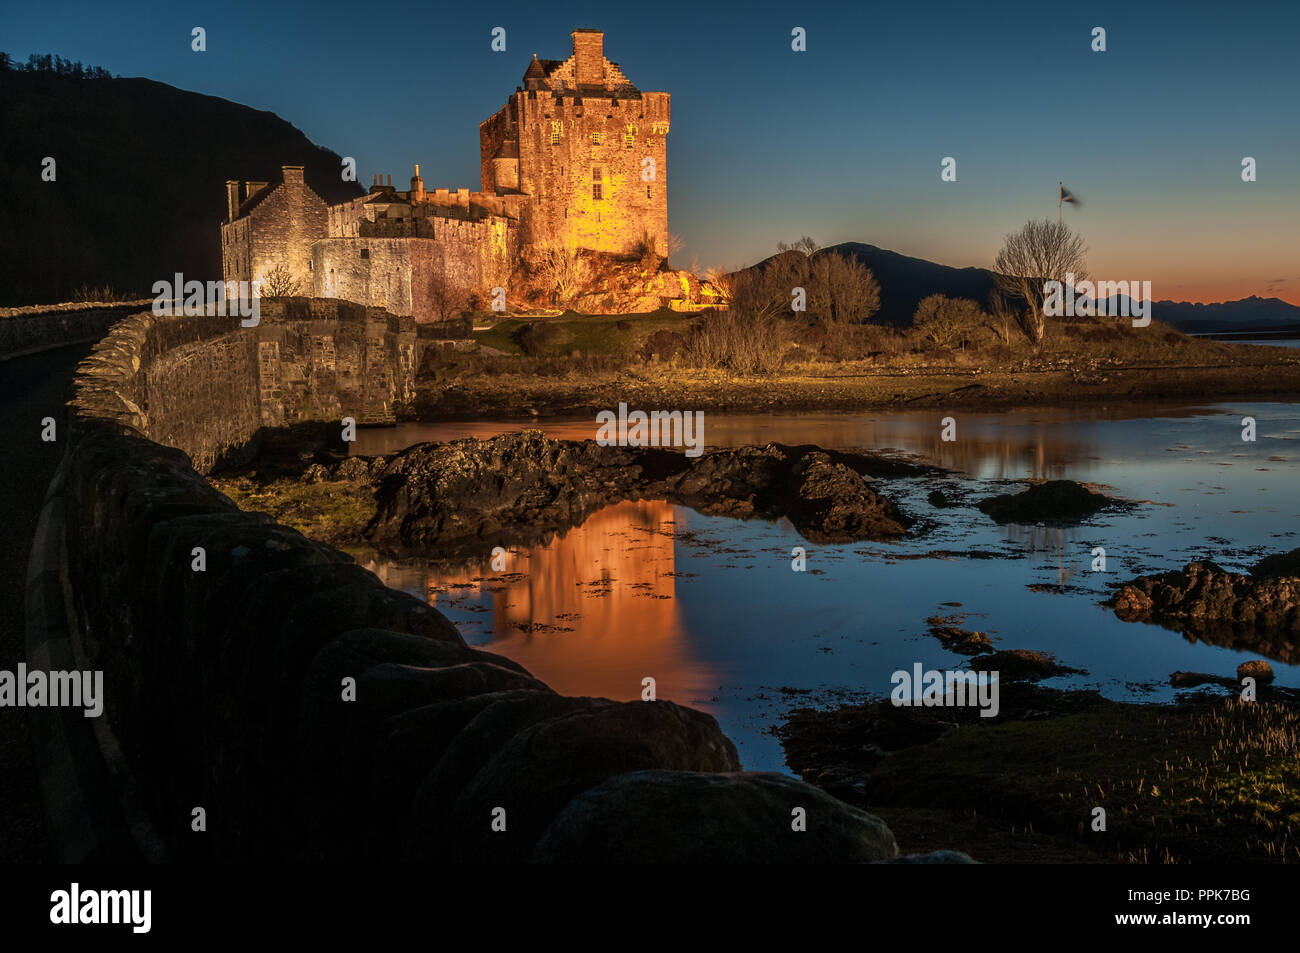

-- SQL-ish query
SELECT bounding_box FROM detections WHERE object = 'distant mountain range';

[1140,296,1300,335]
[0,60,362,306]
[761,242,1300,335]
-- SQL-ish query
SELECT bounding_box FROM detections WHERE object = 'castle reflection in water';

[363,500,722,705]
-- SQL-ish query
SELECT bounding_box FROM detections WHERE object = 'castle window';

[624,132,634,149]
[360,248,369,259]
[551,122,562,145]
[592,167,602,201]
[592,131,601,145]
[646,186,651,199]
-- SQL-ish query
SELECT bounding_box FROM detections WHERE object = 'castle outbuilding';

[220,29,671,322]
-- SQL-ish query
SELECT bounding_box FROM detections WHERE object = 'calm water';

[355,402,1300,772]
[1201,337,1300,349]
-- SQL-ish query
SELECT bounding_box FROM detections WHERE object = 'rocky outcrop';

[1110,554,1300,661]
[362,431,914,553]
[928,624,993,656]
[530,770,899,863]
[970,649,1084,682]
[410,701,741,863]
[514,250,721,314]
[977,479,1115,525]
[1238,659,1275,683]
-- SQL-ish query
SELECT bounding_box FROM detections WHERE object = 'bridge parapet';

[31,298,905,864]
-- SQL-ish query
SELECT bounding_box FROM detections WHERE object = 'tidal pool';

[357,402,1300,771]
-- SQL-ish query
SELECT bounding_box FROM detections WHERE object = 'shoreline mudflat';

[409,356,1300,420]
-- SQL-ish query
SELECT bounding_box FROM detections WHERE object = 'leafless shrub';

[427,272,469,322]
[72,282,128,303]
[259,263,301,298]
[533,242,582,307]
[913,294,986,349]
[682,309,787,375]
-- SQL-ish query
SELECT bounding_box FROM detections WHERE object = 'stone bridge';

[5,298,905,863]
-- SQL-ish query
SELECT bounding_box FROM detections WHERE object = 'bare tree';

[987,289,1015,348]
[992,219,1088,345]
[702,265,737,306]
[534,241,582,307]
[807,251,881,327]
[729,261,792,320]
[666,232,685,260]
[259,263,301,298]
[778,235,820,257]
[428,272,468,322]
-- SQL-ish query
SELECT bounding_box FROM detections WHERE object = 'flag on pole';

[1059,183,1081,206]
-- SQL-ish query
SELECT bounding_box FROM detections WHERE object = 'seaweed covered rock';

[1110,557,1300,659]
[977,479,1113,525]
[363,431,915,553]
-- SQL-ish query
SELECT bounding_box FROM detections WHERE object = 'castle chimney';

[225,180,240,221]
[243,181,269,202]
[282,164,304,185]
[571,29,604,87]
[410,163,425,203]
[386,174,392,187]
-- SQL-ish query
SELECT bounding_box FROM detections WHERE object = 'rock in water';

[1111,559,1300,659]
[1237,659,1274,683]
[977,479,1113,525]
[363,431,914,553]
[786,452,911,543]
[1251,548,1300,579]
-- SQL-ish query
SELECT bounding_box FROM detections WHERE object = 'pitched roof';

[236,183,275,218]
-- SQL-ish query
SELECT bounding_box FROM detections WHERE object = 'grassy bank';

[781,690,1300,863]
[413,310,1300,418]
[211,474,375,558]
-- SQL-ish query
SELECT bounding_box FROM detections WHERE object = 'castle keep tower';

[479,29,670,258]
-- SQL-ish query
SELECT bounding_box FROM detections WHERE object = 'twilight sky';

[7,0,1299,303]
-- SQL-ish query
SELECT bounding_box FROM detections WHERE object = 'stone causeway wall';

[0,300,154,359]
[70,297,421,473]
[51,299,906,862]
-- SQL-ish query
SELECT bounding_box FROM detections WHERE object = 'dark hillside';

[0,58,362,305]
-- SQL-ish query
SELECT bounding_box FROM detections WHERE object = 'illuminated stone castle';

[220,29,670,321]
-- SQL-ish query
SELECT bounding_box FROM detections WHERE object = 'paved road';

[0,343,94,862]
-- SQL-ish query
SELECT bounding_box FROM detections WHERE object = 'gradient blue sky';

[6,0,1298,302]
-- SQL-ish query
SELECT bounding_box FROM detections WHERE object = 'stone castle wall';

[312,217,519,320]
